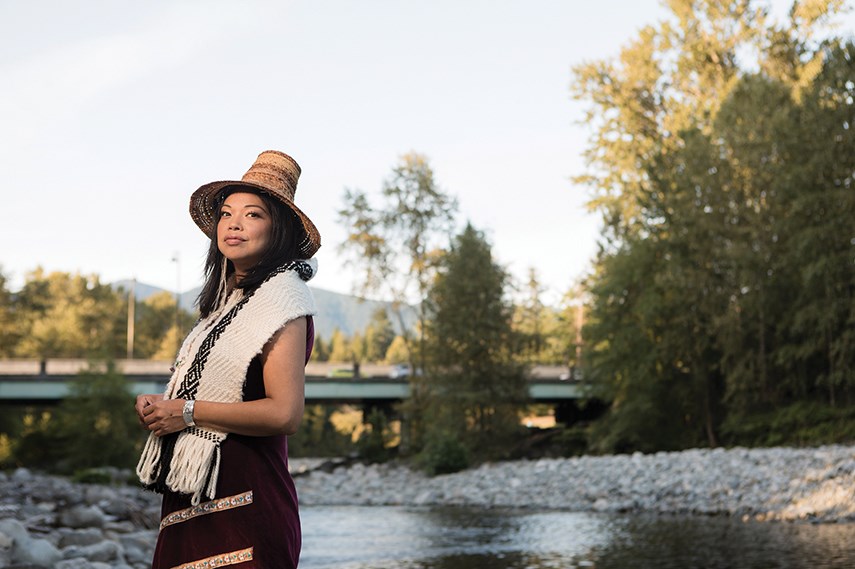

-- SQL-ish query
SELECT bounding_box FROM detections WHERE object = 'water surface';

[300,505,855,568]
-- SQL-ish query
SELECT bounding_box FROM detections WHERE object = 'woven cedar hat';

[189,150,321,258]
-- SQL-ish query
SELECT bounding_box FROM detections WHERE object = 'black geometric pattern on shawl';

[175,260,313,400]
[144,260,313,494]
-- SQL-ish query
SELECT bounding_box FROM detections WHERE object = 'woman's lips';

[224,237,245,245]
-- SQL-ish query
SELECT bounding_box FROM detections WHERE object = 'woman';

[135,150,321,569]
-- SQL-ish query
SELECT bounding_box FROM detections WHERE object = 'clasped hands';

[135,394,187,437]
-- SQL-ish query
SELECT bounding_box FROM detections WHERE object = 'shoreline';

[293,444,855,523]
[1,445,854,567]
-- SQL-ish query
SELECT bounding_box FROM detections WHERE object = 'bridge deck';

[0,360,583,403]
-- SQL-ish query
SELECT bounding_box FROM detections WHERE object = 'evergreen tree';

[512,268,548,364]
[384,335,410,364]
[0,268,19,357]
[327,328,352,364]
[310,334,329,362]
[422,224,527,464]
[364,308,396,363]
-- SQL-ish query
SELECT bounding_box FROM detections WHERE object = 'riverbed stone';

[58,527,105,549]
[56,558,99,569]
[59,505,107,529]
[62,539,124,562]
[292,444,855,522]
[0,518,63,567]
[1,445,855,569]
[11,468,33,483]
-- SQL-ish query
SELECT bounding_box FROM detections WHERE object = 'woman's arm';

[141,317,307,437]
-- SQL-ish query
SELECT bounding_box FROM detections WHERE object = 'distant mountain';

[310,287,417,339]
[112,280,416,340]
[112,280,197,312]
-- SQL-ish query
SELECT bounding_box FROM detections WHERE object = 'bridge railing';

[0,359,578,382]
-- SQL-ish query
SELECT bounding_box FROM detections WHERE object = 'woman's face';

[217,191,273,275]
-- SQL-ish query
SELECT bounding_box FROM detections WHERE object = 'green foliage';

[0,268,195,360]
[513,268,549,363]
[287,404,356,457]
[420,224,528,462]
[418,431,469,476]
[338,152,457,373]
[356,408,395,463]
[339,153,458,454]
[721,401,855,447]
[383,335,410,364]
[0,269,19,357]
[327,328,354,364]
[12,361,144,472]
[71,468,114,485]
[364,308,396,363]
[513,274,587,367]
[131,290,196,360]
[573,1,855,452]
[15,269,126,358]
[553,425,590,457]
[310,334,329,362]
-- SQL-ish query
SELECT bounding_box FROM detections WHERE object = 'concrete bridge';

[0,359,584,405]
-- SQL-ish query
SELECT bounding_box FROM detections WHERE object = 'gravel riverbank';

[1,445,854,567]
[296,445,855,522]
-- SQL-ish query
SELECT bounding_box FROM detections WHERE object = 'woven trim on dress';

[170,547,253,569]
[160,490,253,531]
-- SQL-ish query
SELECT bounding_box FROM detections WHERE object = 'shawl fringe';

[136,260,316,505]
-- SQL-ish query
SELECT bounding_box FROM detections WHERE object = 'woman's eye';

[219,210,230,218]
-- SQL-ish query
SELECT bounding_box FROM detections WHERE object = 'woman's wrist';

[182,399,196,427]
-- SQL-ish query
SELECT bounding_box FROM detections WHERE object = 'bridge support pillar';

[361,399,395,424]
[554,399,608,426]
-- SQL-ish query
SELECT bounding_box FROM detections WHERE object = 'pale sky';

[2,1,850,306]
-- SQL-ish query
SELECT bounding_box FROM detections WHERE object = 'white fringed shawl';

[136,260,317,505]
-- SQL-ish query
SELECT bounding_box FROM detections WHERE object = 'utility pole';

[574,297,585,381]
[172,253,181,355]
[126,278,135,359]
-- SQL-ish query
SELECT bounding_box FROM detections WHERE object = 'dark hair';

[196,186,304,317]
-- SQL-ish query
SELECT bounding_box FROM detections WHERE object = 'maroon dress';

[151,317,313,569]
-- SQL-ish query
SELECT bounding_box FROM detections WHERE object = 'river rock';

[59,505,107,529]
[0,518,63,567]
[62,539,123,562]
[294,444,855,522]
[56,559,99,569]
[57,527,105,548]
[1,444,855,569]
[118,531,157,565]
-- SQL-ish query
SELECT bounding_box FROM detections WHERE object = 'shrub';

[419,432,469,475]
[356,409,395,463]
[12,361,144,473]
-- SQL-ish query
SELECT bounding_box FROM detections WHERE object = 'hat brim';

[189,180,321,259]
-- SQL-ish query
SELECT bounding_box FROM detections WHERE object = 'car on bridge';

[387,364,410,379]
[326,367,355,379]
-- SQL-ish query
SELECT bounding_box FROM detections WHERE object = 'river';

[299,505,855,568]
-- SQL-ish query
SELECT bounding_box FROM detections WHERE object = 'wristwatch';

[182,399,196,427]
